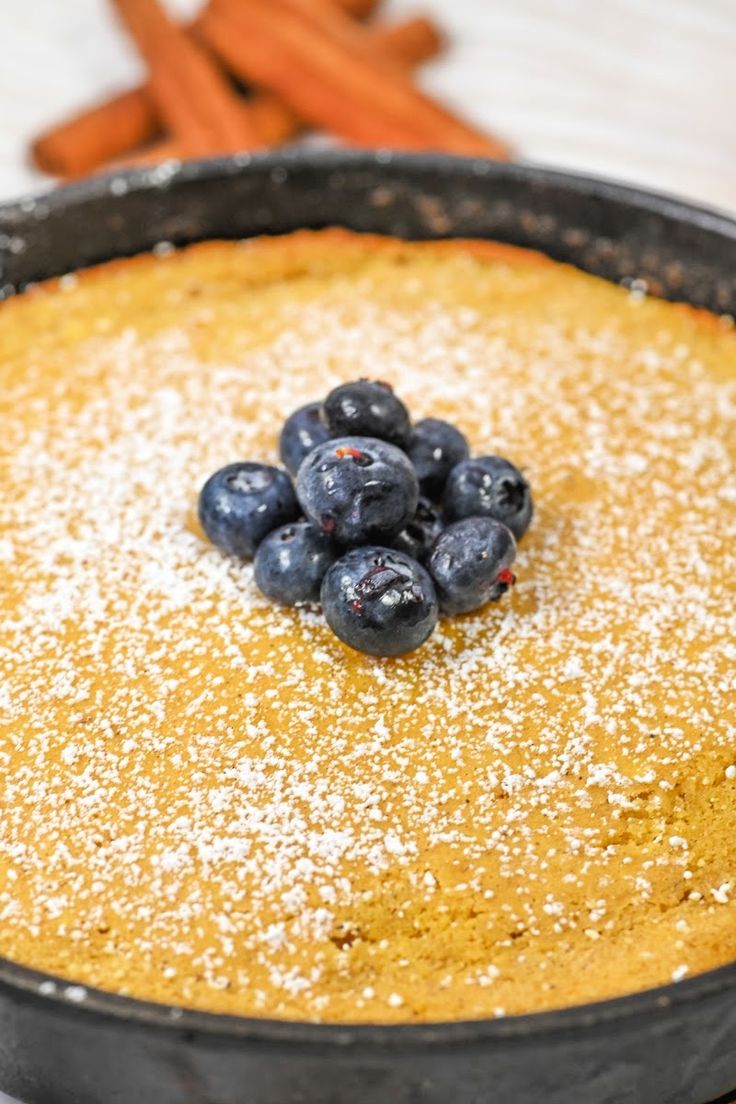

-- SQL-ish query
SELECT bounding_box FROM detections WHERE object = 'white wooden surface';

[0,0,735,211]
[0,3,734,1102]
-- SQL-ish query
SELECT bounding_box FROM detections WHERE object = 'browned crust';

[8,228,551,302]
[4,228,732,337]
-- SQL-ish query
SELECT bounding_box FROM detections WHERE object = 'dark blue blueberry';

[392,497,444,563]
[321,546,438,657]
[254,520,337,606]
[323,379,411,448]
[198,462,299,560]
[443,456,532,539]
[296,436,418,546]
[406,417,470,500]
[428,517,516,615]
[279,402,333,477]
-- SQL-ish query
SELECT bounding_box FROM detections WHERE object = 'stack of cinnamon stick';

[32,0,510,180]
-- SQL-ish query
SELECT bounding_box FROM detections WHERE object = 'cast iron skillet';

[0,152,735,1104]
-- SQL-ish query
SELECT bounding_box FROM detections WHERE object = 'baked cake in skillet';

[0,229,734,1021]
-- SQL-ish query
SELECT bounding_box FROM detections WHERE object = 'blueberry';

[392,497,444,563]
[296,436,418,546]
[323,379,411,448]
[254,520,337,606]
[279,402,332,477]
[443,456,532,539]
[198,462,299,559]
[428,517,516,615]
[406,417,470,499]
[321,546,438,657]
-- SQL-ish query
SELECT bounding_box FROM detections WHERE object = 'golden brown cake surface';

[0,230,734,1022]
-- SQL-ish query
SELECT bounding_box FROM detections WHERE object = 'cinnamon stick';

[32,88,159,177]
[102,16,445,173]
[203,0,510,158]
[199,12,445,150]
[109,0,258,157]
[32,0,383,176]
[34,14,444,178]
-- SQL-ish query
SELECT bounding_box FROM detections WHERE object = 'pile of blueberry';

[198,380,532,657]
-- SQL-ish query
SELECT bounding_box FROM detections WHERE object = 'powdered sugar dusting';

[0,233,734,1022]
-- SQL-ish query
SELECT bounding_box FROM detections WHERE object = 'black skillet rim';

[0,148,735,1050]
[2,149,736,289]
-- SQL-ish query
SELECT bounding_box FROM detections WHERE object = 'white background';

[0,0,735,211]
[0,2,734,1102]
